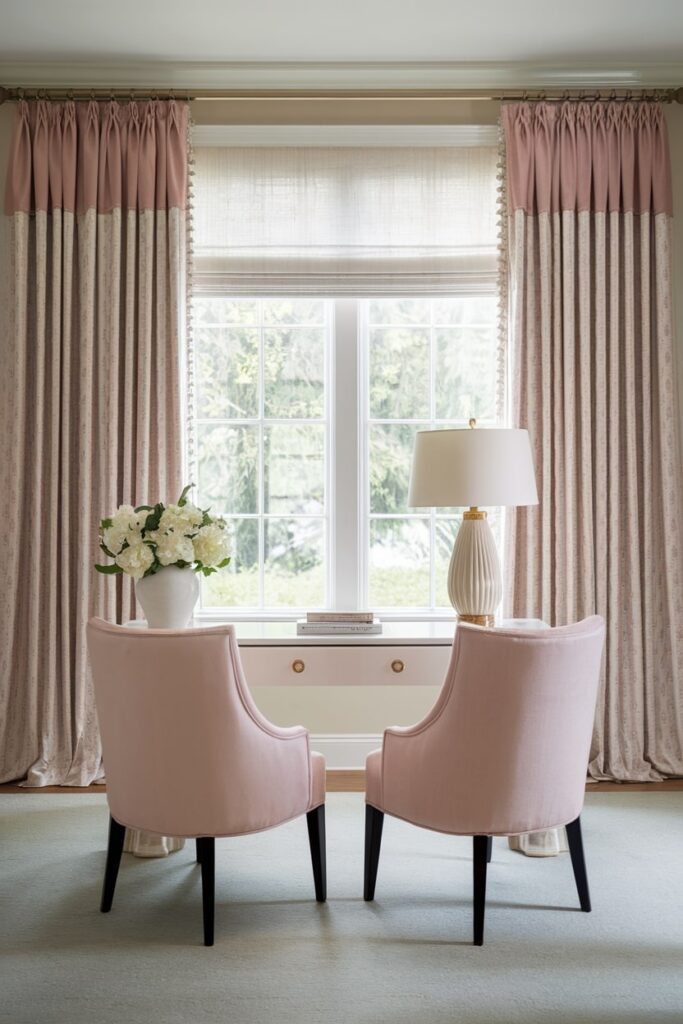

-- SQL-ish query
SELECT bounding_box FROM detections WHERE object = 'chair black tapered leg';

[565,816,591,912]
[197,837,215,946]
[306,804,327,902]
[364,804,384,901]
[486,836,493,863]
[195,838,203,864]
[473,835,489,946]
[100,815,126,913]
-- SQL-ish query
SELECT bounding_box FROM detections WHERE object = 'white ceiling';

[1,0,682,64]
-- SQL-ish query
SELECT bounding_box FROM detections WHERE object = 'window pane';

[433,296,496,326]
[194,297,260,326]
[264,424,325,515]
[435,518,458,608]
[368,327,429,419]
[202,518,259,607]
[264,327,325,418]
[369,424,416,514]
[368,298,430,326]
[195,326,259,420]
[264,518,325,607]
[263,298,326,325]
[197,424,259,515]
[368,518,430,607]
[435,327,497,422]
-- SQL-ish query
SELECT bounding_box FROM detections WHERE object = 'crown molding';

[1,60,682,93]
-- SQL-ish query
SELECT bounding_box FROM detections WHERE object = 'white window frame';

[190,290,500,622]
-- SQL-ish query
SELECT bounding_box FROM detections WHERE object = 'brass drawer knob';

[292,659,305,674]
[391,659,404,674]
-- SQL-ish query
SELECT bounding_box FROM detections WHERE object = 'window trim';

[190,293,500,623]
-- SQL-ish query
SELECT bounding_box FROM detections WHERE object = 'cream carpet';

[1,792,682,1024]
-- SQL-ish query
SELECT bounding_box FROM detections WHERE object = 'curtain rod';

[1,86,682,104]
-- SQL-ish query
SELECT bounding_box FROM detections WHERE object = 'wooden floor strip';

[1,774,682,795]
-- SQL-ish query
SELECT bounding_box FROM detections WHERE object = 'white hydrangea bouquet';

[95,485,230,581]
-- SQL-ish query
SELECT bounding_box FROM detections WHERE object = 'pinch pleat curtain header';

[4,98,188,216]
[502,101,673,216]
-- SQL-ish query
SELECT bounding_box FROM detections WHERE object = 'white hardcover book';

[306,611,374,624]
[296,619,382,635]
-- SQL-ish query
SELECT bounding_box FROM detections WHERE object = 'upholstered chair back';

[87,620,317,838]
[371,617,605,836]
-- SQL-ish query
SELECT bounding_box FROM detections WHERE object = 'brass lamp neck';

[463,506,487,521]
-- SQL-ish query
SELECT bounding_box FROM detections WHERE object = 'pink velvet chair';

[364,617,605,945]
[87,619,326,946]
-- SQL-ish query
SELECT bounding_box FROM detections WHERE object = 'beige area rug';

[1,791,682,1024]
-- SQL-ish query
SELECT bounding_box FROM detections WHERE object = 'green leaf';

[100,517,113,530]
[99,541,117,559]
[134,504,154,513]
[177,483,193,507]
[94,563,123,575]
[217,557,231,569]
[143,503,164,533]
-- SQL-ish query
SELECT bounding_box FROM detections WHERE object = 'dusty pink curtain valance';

[502,101,673,216]
[4,98,188,216]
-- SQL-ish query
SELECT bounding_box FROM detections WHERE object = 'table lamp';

[408,421,538,625]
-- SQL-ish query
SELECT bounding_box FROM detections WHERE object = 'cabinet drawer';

[238,644,450,687]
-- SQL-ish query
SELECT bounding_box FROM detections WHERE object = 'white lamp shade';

[408,428,539,508]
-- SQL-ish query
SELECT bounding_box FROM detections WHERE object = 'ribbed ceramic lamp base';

[447,511,502,624]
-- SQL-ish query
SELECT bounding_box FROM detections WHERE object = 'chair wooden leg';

[306,804,327,902]
[566,816,591,912]
[364,804,384,901]
[486,836,493,863]
[195,838,202,864]
[197,837,215,946]
[100,815,126,913]
[473,835,489,946]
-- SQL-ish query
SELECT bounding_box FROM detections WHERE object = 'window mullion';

[429,299,437,611]
[258,300,265,609]
[332,298,360,610]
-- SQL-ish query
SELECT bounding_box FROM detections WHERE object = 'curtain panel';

[502,101,683,780]
[0,99,188,785]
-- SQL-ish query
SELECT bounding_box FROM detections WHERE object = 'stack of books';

[296,611,382,636]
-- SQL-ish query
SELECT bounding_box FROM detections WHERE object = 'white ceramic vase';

[135,565,199,629]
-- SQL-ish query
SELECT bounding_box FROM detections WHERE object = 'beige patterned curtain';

[502,101,683,781]
[0,99,188,786]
